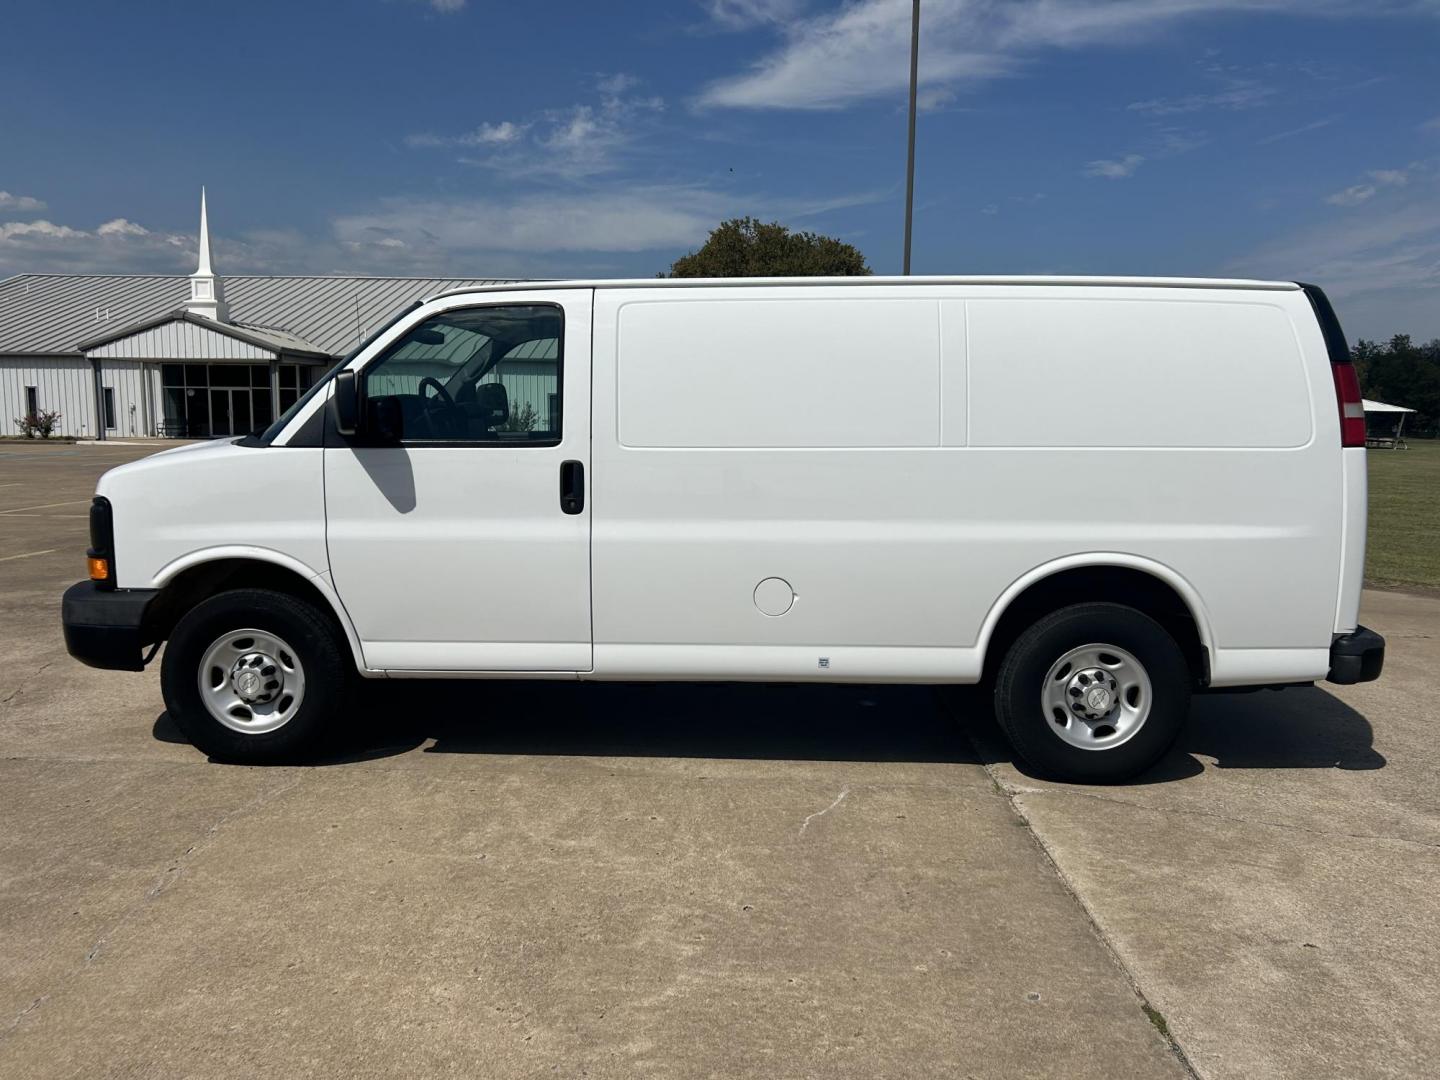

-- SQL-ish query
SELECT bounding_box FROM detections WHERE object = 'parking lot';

[2,441,1437,1079]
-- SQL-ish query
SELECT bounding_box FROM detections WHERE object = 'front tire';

[994,603,1191,783]
[161,588,350,763]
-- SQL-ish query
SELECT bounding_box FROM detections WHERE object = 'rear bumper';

[1327,625,1385,685]
[61,580,159,671]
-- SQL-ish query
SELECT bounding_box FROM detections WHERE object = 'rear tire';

[994,602,1191,783]
[161,588,350,763]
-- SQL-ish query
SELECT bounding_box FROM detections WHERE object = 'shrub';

[15,410,62,439]
[497,402,539,433]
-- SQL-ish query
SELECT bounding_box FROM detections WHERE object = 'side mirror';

[333,370,359,436]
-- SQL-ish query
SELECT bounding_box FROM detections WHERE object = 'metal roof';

[0,274,509,357]
[77,308,332,358]
[229,322,335,357]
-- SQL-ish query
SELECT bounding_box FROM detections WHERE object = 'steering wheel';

[417,376,455,409]
[414,376,459,437]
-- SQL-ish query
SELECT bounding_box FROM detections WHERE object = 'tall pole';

[902,0,920,275]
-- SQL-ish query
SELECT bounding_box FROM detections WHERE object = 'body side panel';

[99,443,328,593]
[589,283,1339,684]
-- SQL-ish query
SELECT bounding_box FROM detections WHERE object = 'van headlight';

[87,496,115,590]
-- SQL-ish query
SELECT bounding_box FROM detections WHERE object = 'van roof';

[426,275,1301,302]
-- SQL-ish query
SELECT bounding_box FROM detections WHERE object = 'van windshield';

[251,300,425,446]
[251,364,341,444]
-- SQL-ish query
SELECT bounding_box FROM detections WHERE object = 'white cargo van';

[62,277,1384,782]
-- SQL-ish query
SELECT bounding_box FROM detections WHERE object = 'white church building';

[0,192,501,439]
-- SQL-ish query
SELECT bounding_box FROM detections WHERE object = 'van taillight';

[1298,283,1364,450]
[1332,361,1366,448]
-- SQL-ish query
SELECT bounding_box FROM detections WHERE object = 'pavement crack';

[3,997,46,1035]
[123,770,307,922]
[798,787,849,836]
[1,768,308,1040]
[1006,785,1440,852]
[0,661,51,706]
[966,746,1203,1078]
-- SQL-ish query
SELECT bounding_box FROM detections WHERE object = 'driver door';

[323,290,592,672]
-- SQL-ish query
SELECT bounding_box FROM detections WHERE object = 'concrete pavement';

[974,588,1440,1080]
[2,440,1436,1078]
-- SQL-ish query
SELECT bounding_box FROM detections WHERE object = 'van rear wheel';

[161,588,349,763]
[993,603,1191,783]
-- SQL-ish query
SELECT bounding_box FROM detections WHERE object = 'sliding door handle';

[559,460,585,515]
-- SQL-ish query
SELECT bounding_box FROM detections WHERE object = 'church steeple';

[185,187,228,322]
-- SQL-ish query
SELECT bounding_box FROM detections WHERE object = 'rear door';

[324,289,592,672]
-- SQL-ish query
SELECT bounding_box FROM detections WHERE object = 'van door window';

[362,304,563,445]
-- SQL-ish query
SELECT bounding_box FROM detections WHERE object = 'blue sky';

[0,0,1436,338]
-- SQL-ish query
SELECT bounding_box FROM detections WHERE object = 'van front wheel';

[993,603,1191,783]
[161,588,349,763]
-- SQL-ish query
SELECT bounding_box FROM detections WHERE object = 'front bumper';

[61,580,159,671]
[1327,625,1385,685]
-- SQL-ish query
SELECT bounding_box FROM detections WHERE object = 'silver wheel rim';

[1041,642,1151,751]
[197,628,306,735]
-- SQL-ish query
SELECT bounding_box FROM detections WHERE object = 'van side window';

[363,304,562,444]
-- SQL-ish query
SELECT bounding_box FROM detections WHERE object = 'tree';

[1353,334,1440,434]
[664,217,870,278]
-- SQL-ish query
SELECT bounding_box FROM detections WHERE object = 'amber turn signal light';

[88,555,110,581]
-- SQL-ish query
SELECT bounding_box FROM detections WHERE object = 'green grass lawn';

[1366,437,1440,590]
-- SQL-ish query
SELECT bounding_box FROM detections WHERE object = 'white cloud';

[396,0,466,13]
[698,0,1009,110]
[410,75,663,177]
[0,214,191,274]
[544,107,607,152]
[335,190,723,258]
[596,72,641,97]
[330,184,881,266]
[0,219,87,242]
[96,218,149,237]
[1127,82,1274,116]
[1257,116,1336,145]
[697,0,1436,110]
[1080,126,1205,180]
[915,86,958,111]
[0,181,886,278]
[405,121,525,148]
[1327,184,1379,206]
[474,121,525,144]
[1230,180,1440,337]
[704,0,806,29]
[1423,116,1440,134]
[2,212,407,277]
[1083,153,1145,179]
[1155,128,1209,155]
[0,190,46,213]
[1325,167,1413,206]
